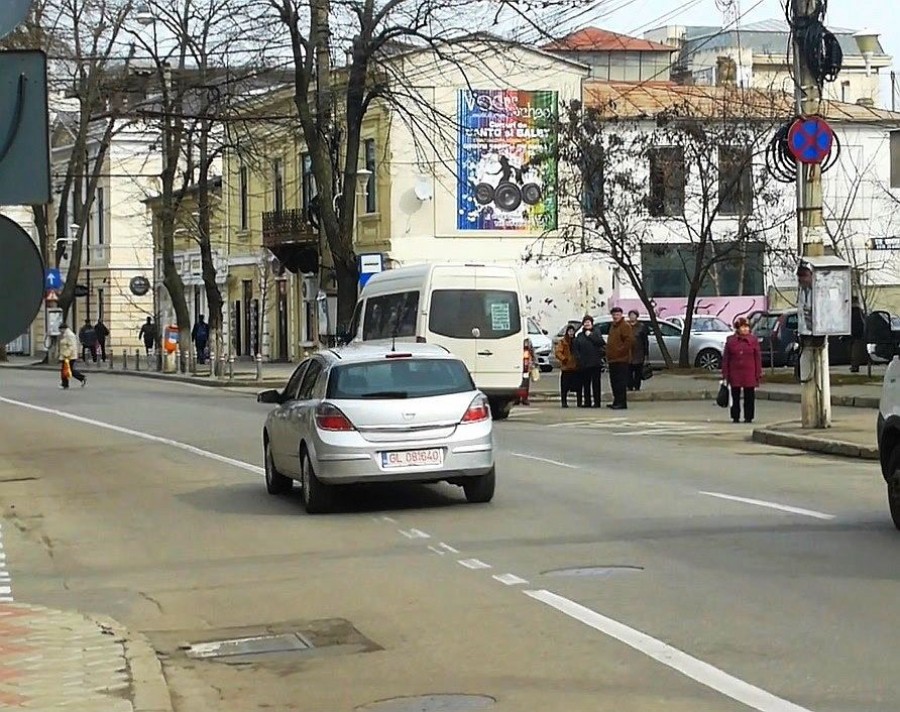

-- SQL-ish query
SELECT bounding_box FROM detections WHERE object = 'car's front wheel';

[264,439,293,495]
[463,467,496,504]
[695,348,722,371]
[300,448,334,514]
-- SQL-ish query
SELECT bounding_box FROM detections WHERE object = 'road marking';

[524,589,814,712]
[510,453,577,470]
[458,558,491,570]
[399,528,431,539]
[0,397,265,476]
[427,546,446,556]
[493,573,529,586]
[381,516,398,523]
[0,523,9,602]
[438,542,459,554]
[699,491,835,521]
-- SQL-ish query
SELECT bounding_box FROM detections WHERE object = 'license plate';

[381,448,444,469]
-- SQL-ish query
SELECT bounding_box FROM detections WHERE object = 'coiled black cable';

[784,0,843,88]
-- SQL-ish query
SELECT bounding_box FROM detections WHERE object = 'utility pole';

[793,0,830,428]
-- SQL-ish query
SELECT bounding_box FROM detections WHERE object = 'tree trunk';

[0,344,7,363]
[197,123,223,373]
[333,256,358,335]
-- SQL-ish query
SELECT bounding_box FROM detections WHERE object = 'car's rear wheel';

[489,398,512,420]
[264,439,293,495]
[463,467,495,504]
[887,447,900,530]
[695,348,722,371]
[300,448,333,514]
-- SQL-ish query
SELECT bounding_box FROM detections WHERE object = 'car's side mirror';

[257,389,283,404]
[542,329,549,335]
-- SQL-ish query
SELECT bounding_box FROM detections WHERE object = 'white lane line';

[438,542,459,554]
[510,453,577,470]
[493,573,529,586]
[525,589,814,712]
[0,397,264,476]
[427,546,446,556]
[458,558,492,570]
[399,528,431,539]
[381,516,398,523]
[699,491,835,521]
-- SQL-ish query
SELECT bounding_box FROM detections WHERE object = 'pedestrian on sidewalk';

[94,319,109,362]
[78,319,98,363]
[554,324,581,408]
[627,309,649,392]
[722,316,762,424]
[139,317,156,355]
[606,307,634,410]
[58,324,87,389]
[849,297,867,373]
[192,315,209,365]
[573,315,605,408]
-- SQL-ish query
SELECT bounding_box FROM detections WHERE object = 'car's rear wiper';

[360,391,409,399]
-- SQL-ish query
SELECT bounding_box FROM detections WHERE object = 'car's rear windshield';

[429,289,521,339]
[691,317,730,332]
[751,314,779,336]
[327,358,475,400]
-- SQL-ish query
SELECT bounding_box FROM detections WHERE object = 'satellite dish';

[0,0,32,41]
[414,175,433,201]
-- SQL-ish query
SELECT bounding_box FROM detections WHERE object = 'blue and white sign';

[45,267,62,290]
[358,253,384,289]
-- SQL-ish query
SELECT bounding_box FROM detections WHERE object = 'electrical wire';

[783,0,843,89]
[764,115,841,184]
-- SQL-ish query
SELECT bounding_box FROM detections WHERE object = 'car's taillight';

[461,395,491,423]
[315,403,355,431]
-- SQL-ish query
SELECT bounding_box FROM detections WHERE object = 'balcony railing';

[262,209,317,249]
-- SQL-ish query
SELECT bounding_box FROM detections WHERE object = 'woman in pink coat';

[722,316,763,423]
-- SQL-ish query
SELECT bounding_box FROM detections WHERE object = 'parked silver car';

[595,316,726,370]
[257,343,496,513]
[527,316,553,371]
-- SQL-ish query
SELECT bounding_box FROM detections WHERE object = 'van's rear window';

[327,359,474,399]
[429,290,521,340]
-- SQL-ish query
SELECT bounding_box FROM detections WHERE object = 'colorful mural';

[612,296,769,329]
[457,89,558,232]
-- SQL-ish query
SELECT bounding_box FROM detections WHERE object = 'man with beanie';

[606,306,634,409]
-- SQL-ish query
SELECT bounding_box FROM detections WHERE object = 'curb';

[85,613,173,712]
[755,390,879,410]
[1,363,283,389]
[529,389,718,403]
[751,427,879,461]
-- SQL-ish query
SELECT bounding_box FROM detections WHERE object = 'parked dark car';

[749,309,852,367]
[867,311,900,364]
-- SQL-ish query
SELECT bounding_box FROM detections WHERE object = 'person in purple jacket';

[722,316,763,424]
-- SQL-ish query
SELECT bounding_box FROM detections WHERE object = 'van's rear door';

[472,270,523,393]
[427,272,480,374]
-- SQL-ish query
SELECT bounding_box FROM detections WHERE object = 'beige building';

[646,20,892,107]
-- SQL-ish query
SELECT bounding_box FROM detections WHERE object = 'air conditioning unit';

[301,275,317,300]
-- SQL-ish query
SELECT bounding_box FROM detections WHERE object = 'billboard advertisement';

[457,89,558,232]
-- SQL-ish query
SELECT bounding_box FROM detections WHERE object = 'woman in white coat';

[58,323,87,389]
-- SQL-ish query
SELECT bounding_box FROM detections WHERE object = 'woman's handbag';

[641,362,653,380]
[716,380,730,408]
[61,359,72,380]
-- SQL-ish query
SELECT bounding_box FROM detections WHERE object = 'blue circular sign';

[787,116,834,165]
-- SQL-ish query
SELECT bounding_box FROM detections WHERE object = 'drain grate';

[542,565,644,578]
[357,694,496,711]
[186,632,313,659]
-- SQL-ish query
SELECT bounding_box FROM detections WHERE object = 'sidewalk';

[752,408,879,461]
[0,602,171,711]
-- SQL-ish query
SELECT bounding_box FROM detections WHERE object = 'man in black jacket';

[573,315,605,407]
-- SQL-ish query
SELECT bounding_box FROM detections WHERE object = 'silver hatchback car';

[257,343,496,513]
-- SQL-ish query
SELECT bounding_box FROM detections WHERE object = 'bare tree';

[552,87,793,368]
[266,0,577,333]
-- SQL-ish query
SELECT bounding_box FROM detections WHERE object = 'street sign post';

[358,253,384,290]
[787,116,835,165]
[0,0,32,41]
[0,214,43,344]
[45,267,61,290]
[868,237,900,251]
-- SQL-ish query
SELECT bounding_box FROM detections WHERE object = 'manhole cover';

[186,632,313,659]
[542,565,644,578]
[357,694,496,711]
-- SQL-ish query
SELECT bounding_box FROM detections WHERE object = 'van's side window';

[363,292,420,340]
[430,290,521,340]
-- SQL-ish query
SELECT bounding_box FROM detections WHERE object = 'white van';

[349,263,529,419]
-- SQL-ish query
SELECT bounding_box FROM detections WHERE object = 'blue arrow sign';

[45,267,61,290]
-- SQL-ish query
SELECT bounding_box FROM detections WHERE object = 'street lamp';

[854,29,880,77]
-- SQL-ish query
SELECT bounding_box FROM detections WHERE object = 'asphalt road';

[0,369,897,712]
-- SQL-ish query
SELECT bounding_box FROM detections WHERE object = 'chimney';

[716,56,737,87]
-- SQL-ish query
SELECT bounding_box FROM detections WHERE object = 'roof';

[543,27,675,53]
[583,81,900,124]
[324,342,454,364]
